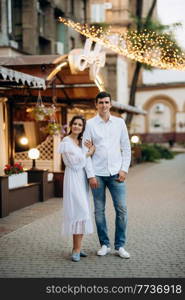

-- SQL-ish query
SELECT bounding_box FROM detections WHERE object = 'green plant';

[30,104,56,121]
[140,143,174,162]
[41,121,62,136]
[31,104,47,121]
[46,105,56,117]
[140,144,161,162]
[153,144,174,159]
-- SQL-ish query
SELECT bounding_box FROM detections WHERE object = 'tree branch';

[145,0,157,24]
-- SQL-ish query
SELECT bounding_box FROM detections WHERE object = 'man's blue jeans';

[91,174,127,250]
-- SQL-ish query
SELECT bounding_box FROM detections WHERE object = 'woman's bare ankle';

[72,248,81,253]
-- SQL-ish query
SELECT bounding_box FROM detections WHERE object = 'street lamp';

[131,135,140,144]
[28,148,40,170]
[130,135,141,164]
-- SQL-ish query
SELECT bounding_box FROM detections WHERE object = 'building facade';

[0,0,87,56]
[131,83,185,143]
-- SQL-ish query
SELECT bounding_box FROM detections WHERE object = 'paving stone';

[0,153,185,278]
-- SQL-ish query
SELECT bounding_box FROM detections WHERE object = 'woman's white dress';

[58,136,93,235]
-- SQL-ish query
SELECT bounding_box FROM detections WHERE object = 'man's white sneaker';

[115,247,130,259]
[97,245,111,256]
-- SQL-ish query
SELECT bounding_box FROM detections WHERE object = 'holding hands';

[84,139,95,157]
[84,139,99,188]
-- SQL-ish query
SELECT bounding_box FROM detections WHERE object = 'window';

[70,0,74,15]
[37,1,45,36]
[151,119,161,128]
[155,103,164,113]
[12,0,22,43]
[56,41,64,54]
[70,36,75,50]
[91,4,105,22]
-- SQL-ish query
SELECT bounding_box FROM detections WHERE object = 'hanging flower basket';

[32,104,47,121]
[30,90,50,121]
[45,104,56,117]
[30,104,56,121]
[41,121,62,136]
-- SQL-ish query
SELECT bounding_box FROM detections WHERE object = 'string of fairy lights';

[59,17,185,71]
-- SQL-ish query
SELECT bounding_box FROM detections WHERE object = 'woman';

[58,115,95,262]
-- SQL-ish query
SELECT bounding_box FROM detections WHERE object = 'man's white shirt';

[83,114,131,178]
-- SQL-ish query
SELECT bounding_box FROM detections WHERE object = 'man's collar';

[95,114,113,123]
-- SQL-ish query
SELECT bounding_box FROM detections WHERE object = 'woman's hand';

[84,139,93,149]
[87,145,95,156]
[84,139,95,157]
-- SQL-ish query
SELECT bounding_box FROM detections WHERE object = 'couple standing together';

[58,91,131,262]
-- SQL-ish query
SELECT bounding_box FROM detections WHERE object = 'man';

[83,91,131,258]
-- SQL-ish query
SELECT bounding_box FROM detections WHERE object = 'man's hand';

[116,171,127,182]
[89,177,99,189]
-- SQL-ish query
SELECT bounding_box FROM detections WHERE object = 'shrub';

[140,144,174,162]
[140,144,161,162]
[153,144,174,159]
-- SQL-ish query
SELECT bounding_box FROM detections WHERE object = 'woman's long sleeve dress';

[58,136,93,235]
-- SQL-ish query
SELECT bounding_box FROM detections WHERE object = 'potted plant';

[30,104,57,121]
[45,104,56,118]
[32,104,47,121]
[4,163,28,189]
[41,121,62,136]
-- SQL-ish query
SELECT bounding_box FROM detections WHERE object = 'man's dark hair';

[95,91,111,103]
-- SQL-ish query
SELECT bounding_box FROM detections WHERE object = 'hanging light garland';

[59,17,185,71]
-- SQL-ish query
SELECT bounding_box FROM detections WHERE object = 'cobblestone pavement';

[0,153,185,278]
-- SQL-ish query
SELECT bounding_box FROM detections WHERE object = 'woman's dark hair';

[68,115,86,144]
[95,91,111,103]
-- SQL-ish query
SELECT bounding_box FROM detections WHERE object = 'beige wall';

[130,87,185,135]
[88,0,130,31]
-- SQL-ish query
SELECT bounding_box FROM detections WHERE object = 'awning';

[0,66,46,89]
[0,55,146,115]
[111,100,147,115]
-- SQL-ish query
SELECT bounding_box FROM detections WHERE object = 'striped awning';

[0,66,46,89]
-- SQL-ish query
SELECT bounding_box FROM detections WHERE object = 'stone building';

[0,0,87,56]
[132,82,185,143]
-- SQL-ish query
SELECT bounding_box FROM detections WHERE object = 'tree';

[125,0,182,128]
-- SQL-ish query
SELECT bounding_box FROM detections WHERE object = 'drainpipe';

[83,0,87,23]
[7,0,12,38]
